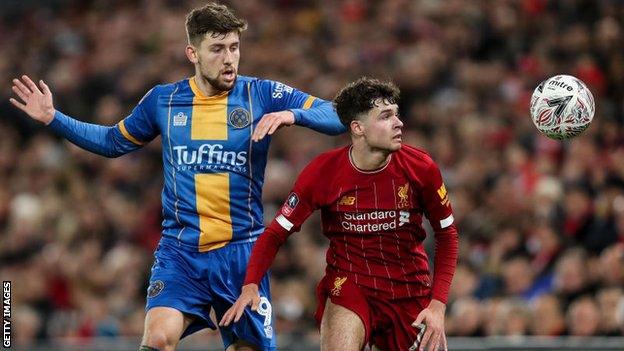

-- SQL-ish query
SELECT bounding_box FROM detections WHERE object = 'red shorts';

[314,271,431,351]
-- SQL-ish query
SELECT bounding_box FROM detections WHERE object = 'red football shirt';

[245,144,458,303]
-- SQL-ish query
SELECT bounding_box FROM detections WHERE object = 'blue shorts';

[146,237,276,350]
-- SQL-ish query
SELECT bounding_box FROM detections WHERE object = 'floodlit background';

[1,0,623,350]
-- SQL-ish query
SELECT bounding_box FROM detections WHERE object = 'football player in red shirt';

[220,77,458,351]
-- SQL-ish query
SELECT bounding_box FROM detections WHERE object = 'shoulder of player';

[238,75,266,87]
[302,146,349,174]
[245,76,298,91]
[237,74,254,81]
[397,144,435,165]
[316,146,349,164]
[145,82,179,98]
[133,83,176,107]
[394,144,440,177]
[238,76,273,97]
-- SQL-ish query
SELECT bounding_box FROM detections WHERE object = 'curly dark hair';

[333,77,400,129]
[185,3,247,46]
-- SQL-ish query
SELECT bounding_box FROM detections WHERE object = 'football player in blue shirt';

[10,3,345,351]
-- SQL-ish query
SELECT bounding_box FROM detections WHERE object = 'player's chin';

[388,141,402,152]
[217,76,236,91]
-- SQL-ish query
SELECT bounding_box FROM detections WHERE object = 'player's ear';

[186,44,199,64]
[350,119,364,136]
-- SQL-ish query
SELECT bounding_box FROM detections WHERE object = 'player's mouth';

[222,68,236,82]
[393,134,402,142]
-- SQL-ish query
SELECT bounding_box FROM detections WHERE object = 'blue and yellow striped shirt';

[49,76,345,251]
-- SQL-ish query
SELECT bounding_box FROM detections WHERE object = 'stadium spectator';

[566,296,601,336]
[529,294,566,336]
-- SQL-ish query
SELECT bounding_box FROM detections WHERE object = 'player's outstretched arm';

[252,102,346,142]
[10,76,55,124]
[219,284,260,326]
[10,75,153,158]
[253,79,346,141]
[288,99,346,136]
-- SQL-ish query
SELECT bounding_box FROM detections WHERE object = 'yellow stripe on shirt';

[190,76,233,251]
[118,120,144,145]
[190,77,229,140]
[195,172,233,251]
[302,96,316,109]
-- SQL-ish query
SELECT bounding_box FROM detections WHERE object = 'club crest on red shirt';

[397,182,410,208]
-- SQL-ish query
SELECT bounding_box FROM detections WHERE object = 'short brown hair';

[185,3,247,46]
[333,77,400,128]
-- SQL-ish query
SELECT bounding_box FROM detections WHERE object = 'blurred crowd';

[1,0,624,347]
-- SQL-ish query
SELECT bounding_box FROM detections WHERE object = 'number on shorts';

[257,296,272,327]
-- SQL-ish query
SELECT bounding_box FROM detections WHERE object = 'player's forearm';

[244,226,290,285]
[49,111,138,158]
[431,224,459,304]
[290,100,346,135]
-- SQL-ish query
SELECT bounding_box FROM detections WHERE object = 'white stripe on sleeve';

[439,214,454,229]
[276,214,294,231]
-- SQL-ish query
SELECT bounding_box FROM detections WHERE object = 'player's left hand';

[412,299,448,351]
[252,111,295,142]
[219,283,261,327]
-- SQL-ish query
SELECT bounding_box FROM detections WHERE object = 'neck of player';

[351,142,392,171]
[195,73,222,97]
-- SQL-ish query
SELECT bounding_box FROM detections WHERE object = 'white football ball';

[529,75,595,140]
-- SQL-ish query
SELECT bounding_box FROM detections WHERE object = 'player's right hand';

[412,299,447,351]
[219,283,260,327]
[10,75,56,125]
[252,110,295,142]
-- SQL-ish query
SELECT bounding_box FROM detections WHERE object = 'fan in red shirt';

[221,77,458,351]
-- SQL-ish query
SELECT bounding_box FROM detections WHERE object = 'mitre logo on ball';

[529,74,595,140]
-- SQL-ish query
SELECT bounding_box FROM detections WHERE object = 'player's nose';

[223,49,235,64]
[394,116,404,128]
